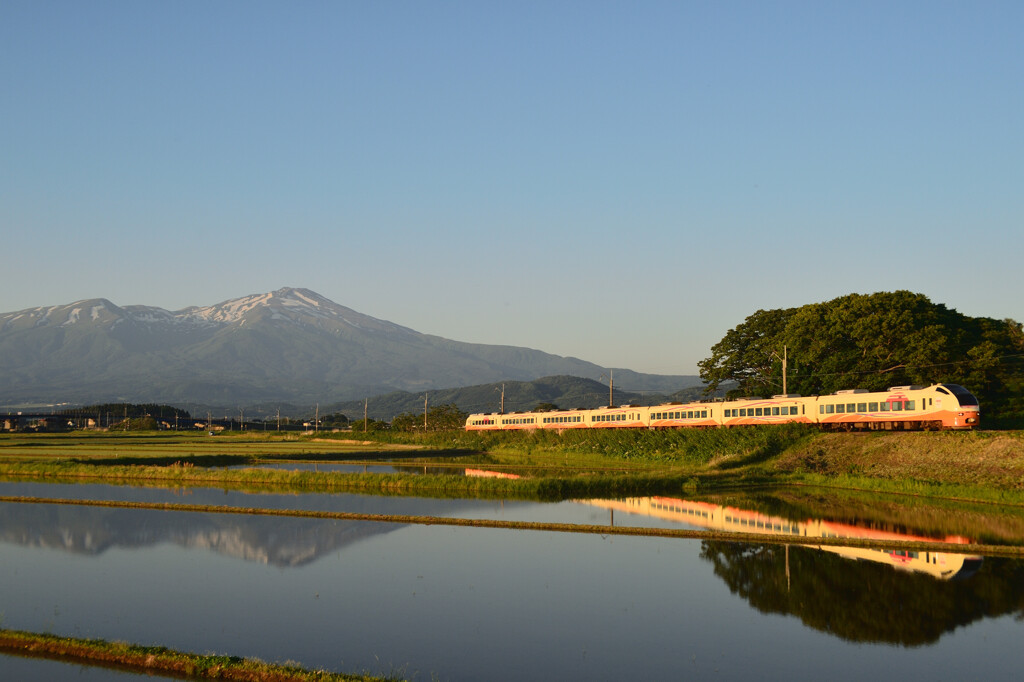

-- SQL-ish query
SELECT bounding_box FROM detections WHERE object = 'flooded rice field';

[2,478,1024,680]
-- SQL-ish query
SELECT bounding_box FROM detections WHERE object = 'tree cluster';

[698,291,1023,418]
[61,403,192,420]
[390,404,468,432]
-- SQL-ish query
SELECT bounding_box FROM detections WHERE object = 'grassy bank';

[1,428,1023,503]
[0,628,393,681]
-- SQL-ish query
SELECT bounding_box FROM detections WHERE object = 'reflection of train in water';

[585,497,983,580]
[466,383,980,432]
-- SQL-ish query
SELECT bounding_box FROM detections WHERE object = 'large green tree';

[699,292,1023,418]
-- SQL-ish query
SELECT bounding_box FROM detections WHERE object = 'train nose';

[957,407,980,426]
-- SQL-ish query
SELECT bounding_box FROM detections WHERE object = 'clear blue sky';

[3,1,1021,376]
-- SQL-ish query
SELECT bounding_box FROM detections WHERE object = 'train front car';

[933,383,980,429]
[815,384,980,431]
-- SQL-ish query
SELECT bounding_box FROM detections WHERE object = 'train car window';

[847,403,856,412]
[753,408,761,416]
[880,402,889,412]
[772,407,780,416]
[869,402,878,411]
[835,404,845,414]
[825,405,834,414]
[892,402,903,412]
[857,403,867,412]
[740,409,747,417]
[905,400,915,410]
[702,410,708,418]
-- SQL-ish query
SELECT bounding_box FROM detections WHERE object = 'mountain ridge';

[0,287,701,407]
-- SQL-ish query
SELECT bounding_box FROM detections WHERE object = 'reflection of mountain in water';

[0,491,510,567]
[701,542,1024,647]
[0,503,397,567]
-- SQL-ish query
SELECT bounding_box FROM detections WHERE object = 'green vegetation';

[698,291,1024,422]
[390,403,467,431]
[60,402,192,420]
[107,416,160,431]
[0,628,392,681]
[1,427,1023,504]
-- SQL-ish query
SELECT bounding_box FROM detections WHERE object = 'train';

[465,383,980,432]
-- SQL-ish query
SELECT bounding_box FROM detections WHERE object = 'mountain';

[0,288,700,408]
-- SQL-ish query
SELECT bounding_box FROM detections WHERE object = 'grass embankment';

[0,431,414,462]
[316,426,1024,502]
[1,427,1023,503]
[0,628,391,681]
[0,427,806,500]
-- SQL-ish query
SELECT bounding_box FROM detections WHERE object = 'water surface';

[1,498,1022,680]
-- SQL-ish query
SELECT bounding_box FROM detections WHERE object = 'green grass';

[2,427,1023,504]
[0,627,396,681]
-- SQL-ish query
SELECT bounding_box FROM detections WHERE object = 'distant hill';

[0,288,701,409]
[319,375,722,421]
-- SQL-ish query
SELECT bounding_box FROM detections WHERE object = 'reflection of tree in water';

[700,541,1024,646]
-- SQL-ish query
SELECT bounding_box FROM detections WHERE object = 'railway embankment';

[768,431,1024,490]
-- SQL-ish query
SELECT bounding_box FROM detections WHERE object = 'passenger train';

[465,383,980,432]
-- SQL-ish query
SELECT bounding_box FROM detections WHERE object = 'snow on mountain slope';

[0,288,412,335]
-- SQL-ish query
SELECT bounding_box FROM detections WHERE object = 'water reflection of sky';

[1,504,1021,682]
[0,653,151,680]
[0,479,688,528]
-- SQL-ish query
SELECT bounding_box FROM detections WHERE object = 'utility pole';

[600,371,614,407]
[423,393,428,431]
[364,399,368,433]
[315,403,319,434]
[770,345,789,395]
[277,408,281,432]
[783,345,788,396]
[239,408,244,431]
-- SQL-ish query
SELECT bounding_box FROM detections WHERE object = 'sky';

[2,1,1021,377]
